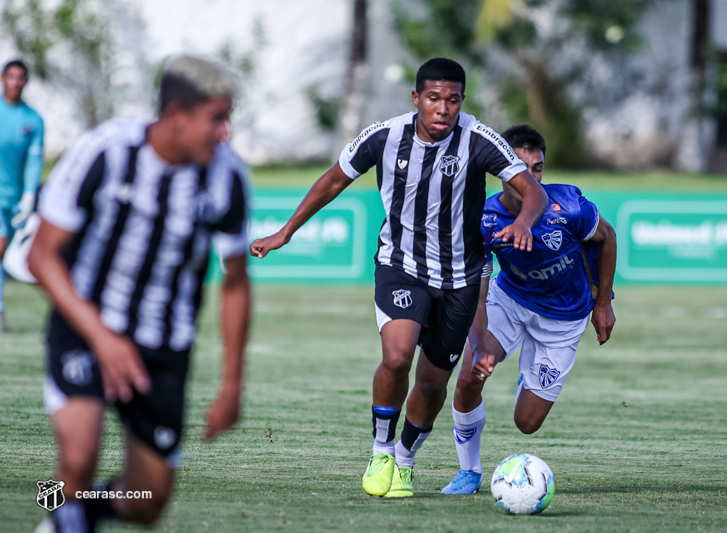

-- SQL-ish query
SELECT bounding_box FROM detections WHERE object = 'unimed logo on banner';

[617,200,727,281]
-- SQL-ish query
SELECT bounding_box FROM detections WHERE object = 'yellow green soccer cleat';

[384,464,413,498]
[362,453,395,496]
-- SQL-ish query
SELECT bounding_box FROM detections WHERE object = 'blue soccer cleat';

[441,469,482,494]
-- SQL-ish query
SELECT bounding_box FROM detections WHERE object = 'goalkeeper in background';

[0,59,44,332]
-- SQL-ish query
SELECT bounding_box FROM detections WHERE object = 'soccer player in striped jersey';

[441,125,617,495]
[29,55,251,532]
[0,59,44,332]
[251,58,548,497]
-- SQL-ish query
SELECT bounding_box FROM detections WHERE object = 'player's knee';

[415,371,449,400]
[514,413,542,435]
[454,379,483,412]
[59,443,98,483]
[457,370,483,394]
[382,349,414,375]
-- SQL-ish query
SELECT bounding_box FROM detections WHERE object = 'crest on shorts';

[36,479,66,511]
[538,364,560,389]
[154,426,177,450]
[439,155,460,177]
[61,350,93,386]
[392,289,412,309]
[541,230,563,251]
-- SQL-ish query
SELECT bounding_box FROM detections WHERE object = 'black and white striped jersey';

[38,119,249,352]
[339,111,526,290]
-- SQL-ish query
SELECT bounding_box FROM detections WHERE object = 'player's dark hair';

[415,58,466,95]
[159,73,210,114]
[501,124,547,155]
[2,59,28,77]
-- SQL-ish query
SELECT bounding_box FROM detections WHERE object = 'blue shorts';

[0,208,13,240]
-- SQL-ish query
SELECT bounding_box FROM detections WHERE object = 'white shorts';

[486,277,590,402]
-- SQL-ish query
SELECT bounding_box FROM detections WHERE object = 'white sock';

[372,439,395,457]
[452,400,486,474]
[394,430,431,468]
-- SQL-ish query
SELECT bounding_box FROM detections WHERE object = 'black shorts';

[45,312,190,461]
[374,264,480,370]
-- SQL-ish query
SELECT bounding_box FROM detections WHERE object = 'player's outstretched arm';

[495,170,548,251]
[249,163,353,258]
[204,253,251,441]
[28,220,150,403]
[589,214,617,344]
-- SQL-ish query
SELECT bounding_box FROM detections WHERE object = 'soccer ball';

[490,453,554,515]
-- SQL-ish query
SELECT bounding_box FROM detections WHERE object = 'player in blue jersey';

[0,59,44,331]
[441,124,617,494]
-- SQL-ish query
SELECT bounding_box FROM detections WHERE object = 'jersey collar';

[412,112,459,148]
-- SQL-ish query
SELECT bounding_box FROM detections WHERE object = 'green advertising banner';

[246,189,385,284]
[217,189,727,285]
[575,192,727,284]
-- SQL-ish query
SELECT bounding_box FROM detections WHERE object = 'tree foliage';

[2,0,115,127]
[392,0,662,168]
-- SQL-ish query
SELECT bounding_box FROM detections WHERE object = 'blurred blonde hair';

[159,54,239,112]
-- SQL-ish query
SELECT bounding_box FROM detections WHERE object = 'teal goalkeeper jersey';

[0,97,44,208]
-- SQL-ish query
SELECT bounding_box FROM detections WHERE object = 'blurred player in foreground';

[441,124,617,494]
[250,58,548,497]
[0,59,44,331]
[29,54,251,532]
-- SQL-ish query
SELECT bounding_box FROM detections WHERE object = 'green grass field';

[251,164,727,191]
[1,279,726,532]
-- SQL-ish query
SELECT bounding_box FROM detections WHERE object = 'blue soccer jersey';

[482,183,600,320]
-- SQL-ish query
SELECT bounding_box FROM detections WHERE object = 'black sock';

[84,478,121,530]
[400,418,433,451]
[372,405,400,454]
